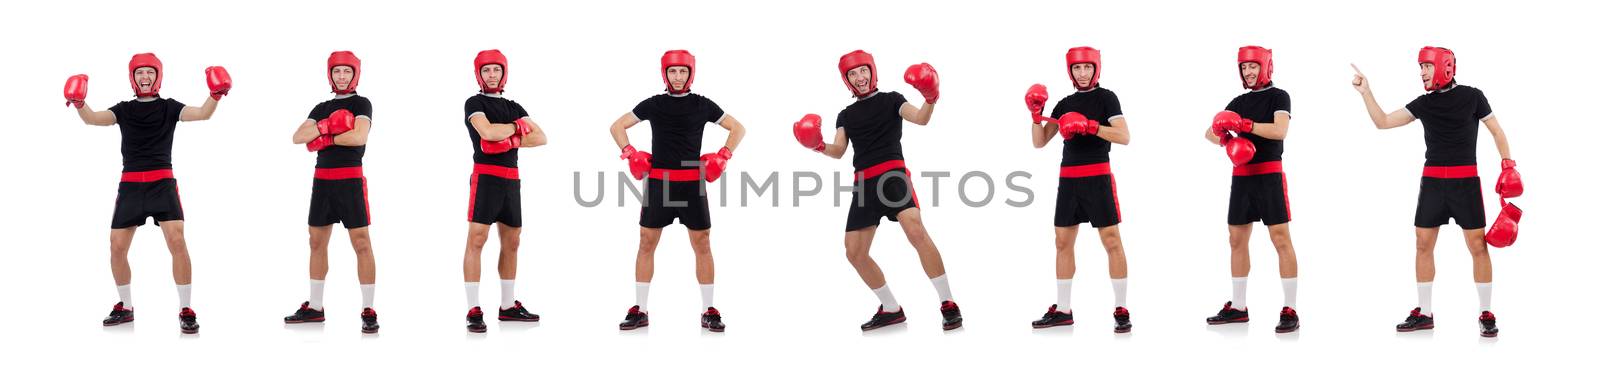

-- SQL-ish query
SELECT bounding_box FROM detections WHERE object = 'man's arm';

[518,117,548,148]
[822,127,849,159]
[291,119,320,144]
[1095,117,1131,145]
[715,114,746,152]
[1483,116,1512,160]
[179,97,219,122]
[77,105,117,126]
[469,113,517,141]
[1352,64,1416,130]
[900,102,934,125]
[609,112,643,150]
[1247,112,1292,140]
[333,117,372,146]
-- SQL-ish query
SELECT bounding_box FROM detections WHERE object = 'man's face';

[1240,62,1261,87]
[134,67,158,94]
[480,64,504,90]
[666,66,690,91]
[847,65,872,95]
[1420,62,1435,86]
[1071,63,1096,89]
[331,65,355,91]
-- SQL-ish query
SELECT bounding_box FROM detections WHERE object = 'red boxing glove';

[621,145,652,180]
[1222,134,1256,166]
[903,63,940,104]
[1485,200,1522,248]
[1212,110,1253,136]
[793,114,826,152]
[1496,159,1522,198]
[205,66,231,101]
[306,135,335,152]
[64,74,89,108]
[515,118,536,138]
[1057,112,1094,139]
[481,135,521,154]
[317,109,356,135]
[700,147,733,183]
[1025,84,1049,123]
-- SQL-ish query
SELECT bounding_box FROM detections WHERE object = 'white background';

[2,0,1592,366]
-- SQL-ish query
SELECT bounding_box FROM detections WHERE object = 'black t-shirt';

[631,93,726,170]
[1405,84,1492,167]
[1224,85,1292,164]
[464,94,531,168]
[836,91,910,172]
[1049,88,1124,166]
[307,95,373,168]
[109,98,186,172]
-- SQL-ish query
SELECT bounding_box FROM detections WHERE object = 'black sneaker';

[940,301,963,330]
[361,308,380,334]
[701,307,725,332]
[1206,301,1249,325]
[498,301,540,322]
[1031,304,1074,328]
[619,305,649,330]
[1275,307,1300,333]
[466,306,487,333]
[1478,311,1499,337]
[284,301,325,323]
[178,308,200,334]
[1395,307,1434,332]
[102,302,134,326]
[1113,306,1133,333]
[860,305,906,331]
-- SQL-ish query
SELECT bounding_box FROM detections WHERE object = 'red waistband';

[473,164,519,179]
[314,167,363,180]
[1060,162,1112,178]
[648,168,703,182]
[856,160,908,180]
[1422,165,1477,178]
[120,169,174,182]
[1232,161,1284,176]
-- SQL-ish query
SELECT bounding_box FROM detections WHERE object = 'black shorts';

[309,176,371,229]
[1228,169,1292,226]
[111,176,184,229]
[1415,176,1486,229]
[640,176,711,230]
[469,167,522,227]
[846,167,919,232]
[1055,170,1121,228]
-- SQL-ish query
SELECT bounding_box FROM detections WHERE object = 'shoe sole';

[181,327,199,334]
[1481,332,1497,337]
[499,317,541,322]
[468,326,487,333]
[284,318,326,324]
[1276,325,1299,333]
[1032,320,1075,329]
[943,321,962,331]
[1396,324,1434,332]
[620,322,649,331]
[362,327,379,334]
[702,324,725,333]
[103,318,134,326]
[1207,318,1249,325]
[861,317,907,331]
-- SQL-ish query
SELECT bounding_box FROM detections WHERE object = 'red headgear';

[838,50,877,98]
[128,53,163,97]
[1418,46,1456,91]
[327,51,362,94]
[660,50,696,94]
[1065,46,1101,91]
[475,49,509,94]
[1237,46,1274,89]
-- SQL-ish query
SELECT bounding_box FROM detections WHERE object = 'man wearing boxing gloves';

[608,50,745,332]
[1200,46,1302,333]
[460,49,548,333]
[792,50,963,331]
[283,51,380,333]
[63,52,230,334]
[1023,47,1134,333]
[1351,46,1518,337]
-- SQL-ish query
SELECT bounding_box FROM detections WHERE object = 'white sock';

[635,282,650,312]
[872,285,901,312]
[1476,283,1492,312]
[308,280,326,310]
[1417,282,1434,316]
[1231,277,1248,310]
[700,284,715,310]
[930,275,953,302]
[465,282,481,309]
[1111,278,1128,308]
[1055,279,1073,311]
[176,284,192,309]
[1281,278,1298,309]
[500,280,516,309]
[360,284,375,309]
[117,284,133,309]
